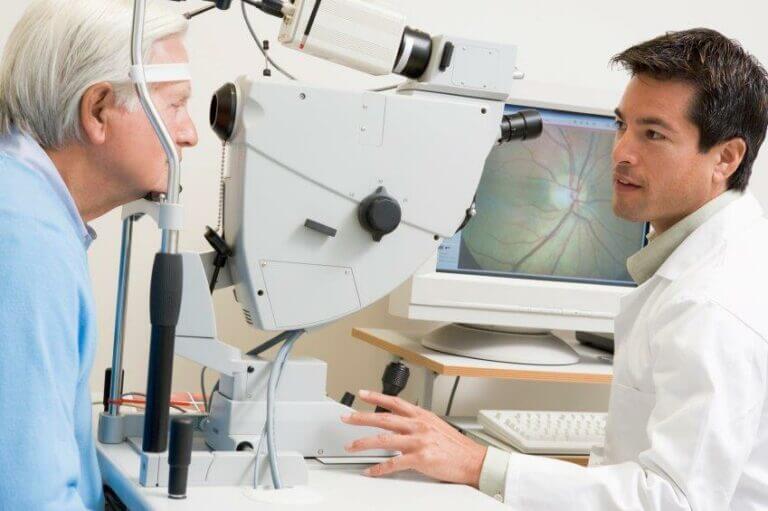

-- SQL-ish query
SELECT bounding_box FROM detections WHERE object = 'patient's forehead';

[149,35,192,101]
[149,35,189,66]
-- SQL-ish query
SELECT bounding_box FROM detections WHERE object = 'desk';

[97,440,507,510]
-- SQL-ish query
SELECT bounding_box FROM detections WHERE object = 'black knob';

[375,361,410,413]
[358,186,402,242]
[341,391,356,407]
[168,417,194,500]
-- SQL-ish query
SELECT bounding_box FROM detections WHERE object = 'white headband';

[129,63,191,84]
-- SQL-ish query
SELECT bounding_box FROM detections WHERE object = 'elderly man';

[0,0,196,509]
[345,28,768,510]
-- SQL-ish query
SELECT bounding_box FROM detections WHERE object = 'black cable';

[246,331,291,357]
[184,4,217,19]
[445,376,461,416]
[207,381,220,414]
[200,366,208,412]
[241,0,297,80]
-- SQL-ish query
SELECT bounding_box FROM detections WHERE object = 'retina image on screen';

[438,105,647,286]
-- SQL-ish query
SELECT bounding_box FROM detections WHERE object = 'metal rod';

[107,216,135,416]
[131,0,181,254]
[132,0,185,454]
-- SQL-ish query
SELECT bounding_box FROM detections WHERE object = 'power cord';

[200,366,208,412]
[265,330,304,488]
[445,376,461,416]
[246,330,292,357]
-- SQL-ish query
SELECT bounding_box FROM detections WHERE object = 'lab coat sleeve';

[499,295,768,510]
[0,219,90,510]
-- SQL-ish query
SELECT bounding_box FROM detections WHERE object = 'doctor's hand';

[341,389,487,487]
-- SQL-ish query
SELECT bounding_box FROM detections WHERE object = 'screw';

[317,449,324,455]
[361,126,367,132]
[299,93,306,100]
[247,366,255,373]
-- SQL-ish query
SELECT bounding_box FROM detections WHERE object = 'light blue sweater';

[0,131,103,510]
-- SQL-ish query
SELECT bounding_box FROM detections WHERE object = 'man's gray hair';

[0,0,188,149]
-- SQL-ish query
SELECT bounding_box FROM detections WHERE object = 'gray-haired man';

[0,1,197,509]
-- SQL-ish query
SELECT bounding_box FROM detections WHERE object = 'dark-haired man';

[343,28,768,509]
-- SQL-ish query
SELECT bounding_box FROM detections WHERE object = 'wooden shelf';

[351,328,612,385]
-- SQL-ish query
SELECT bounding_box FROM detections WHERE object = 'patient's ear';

[79,82,116,145]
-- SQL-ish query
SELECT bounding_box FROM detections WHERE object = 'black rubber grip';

[375,362,410,412]
[149,253,183,327]
[143,252,184,453]
[142,326,177,453]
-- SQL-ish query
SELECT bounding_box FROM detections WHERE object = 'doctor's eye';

[645,130,666,141]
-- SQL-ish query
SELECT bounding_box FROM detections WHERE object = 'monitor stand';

[421,324,580,366]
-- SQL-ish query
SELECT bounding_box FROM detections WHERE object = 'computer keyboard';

[477,410,606,455]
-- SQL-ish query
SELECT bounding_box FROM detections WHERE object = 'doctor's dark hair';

[611,28,768,192]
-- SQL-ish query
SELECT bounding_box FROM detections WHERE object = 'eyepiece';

[499,109,543,144]
[210,82,238,142]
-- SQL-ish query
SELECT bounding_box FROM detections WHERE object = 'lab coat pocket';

[603,382,656,463]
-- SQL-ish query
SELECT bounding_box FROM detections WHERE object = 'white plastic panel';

[261,260,361,329]
[176,252,217,339]
[451,44,501,90]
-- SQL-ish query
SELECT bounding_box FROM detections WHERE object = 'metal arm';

[131,0,181,254]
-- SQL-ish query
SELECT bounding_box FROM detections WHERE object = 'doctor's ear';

[712,137,747,186]
[79,82,117,146]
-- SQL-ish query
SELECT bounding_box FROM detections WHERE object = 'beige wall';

[2,0,768,416]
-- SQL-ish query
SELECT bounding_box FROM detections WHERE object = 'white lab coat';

[501,193,768,510]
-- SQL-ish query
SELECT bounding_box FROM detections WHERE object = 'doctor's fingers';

[356,390,422,417]
[364,453,418,478]
[342,411,421,434]
[345,432,419,453]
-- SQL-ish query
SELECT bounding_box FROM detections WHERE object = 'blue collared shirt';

[0,130,103,510]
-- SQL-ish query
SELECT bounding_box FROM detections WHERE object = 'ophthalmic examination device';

[96,0,543,498]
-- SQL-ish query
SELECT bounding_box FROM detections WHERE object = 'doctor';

[343,28,768,509]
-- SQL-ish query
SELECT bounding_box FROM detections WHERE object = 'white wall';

[2,0,767,417]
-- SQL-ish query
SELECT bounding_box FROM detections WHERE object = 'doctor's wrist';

[465,443,488,488]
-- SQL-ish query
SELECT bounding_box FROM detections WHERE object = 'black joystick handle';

[168,417,194,500]
[375,361,410,413]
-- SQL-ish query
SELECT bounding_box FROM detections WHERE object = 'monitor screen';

[437,104,648,287]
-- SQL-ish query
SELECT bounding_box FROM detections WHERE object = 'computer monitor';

[389,98,648,365]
